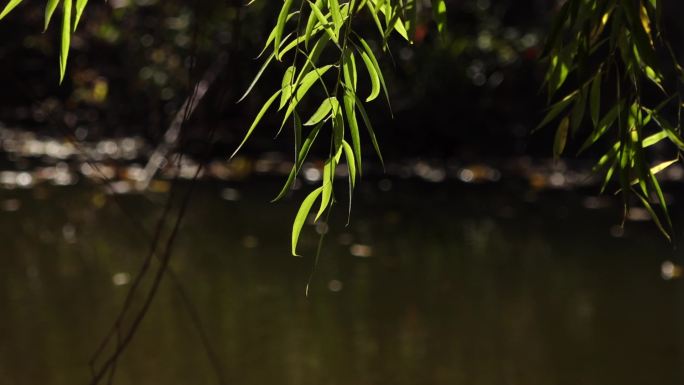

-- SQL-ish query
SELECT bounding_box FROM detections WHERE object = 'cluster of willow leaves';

[1,0,684,248]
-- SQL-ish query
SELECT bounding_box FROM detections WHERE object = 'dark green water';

[1,179,684,385]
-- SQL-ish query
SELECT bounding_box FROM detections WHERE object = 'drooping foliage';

[537,0,684,239]
[1,0,683,248]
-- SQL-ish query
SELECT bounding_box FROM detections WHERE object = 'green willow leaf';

[231,89,282,159]
[279,65,296,110]
[535,91,577,132]
[356,36,390,107]
[431,0,447,33]
[238,52,275,103]
[342,140,356,188]
[353,92,384,168]
[0,0,23,20]
[274,0,294,60]
[577,102,620,154]
[343,91,362,175]
[273,121,323,202]
[359,48,380,102]
[305,97,338,126]
[44,0,60,31]
[59,0,72,84]
[553,116,569,158]
[589,71,601,127]
[329,0,343,34]
[73,0,87,31]
[281,64,334,129]
[342,49,357,91]
[292,186,324,256]
[633,189,671,241]
[308,0,338,44]
[316,146,343,220]
[304,0,324,47]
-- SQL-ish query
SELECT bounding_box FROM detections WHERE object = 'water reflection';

[1,180,683,385]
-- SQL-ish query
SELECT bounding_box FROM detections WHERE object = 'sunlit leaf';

[305,97,338,126]
[59,0,72,84]
[279,65,296,110]
[44,0,60,31]
[282,64,334,128]
[0,0,23,20]
[273,121,323,202]
[431,0,446,33]
[274,0,294,60]
[292,186,324,256]
[73,0,88,31]
[359,48,380,102]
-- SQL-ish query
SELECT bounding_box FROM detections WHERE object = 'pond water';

[1,178,683,385]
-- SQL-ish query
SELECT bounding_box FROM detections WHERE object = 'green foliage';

[0,0,89,82]
[236,0,438,255]
[537,0,684,240]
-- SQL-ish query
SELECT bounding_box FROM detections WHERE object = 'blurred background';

[2,0,684,384]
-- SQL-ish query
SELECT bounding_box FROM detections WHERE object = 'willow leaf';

[292,186,324,256]
[0,0,23,20]
[282,64,334,129]
[279,65,296,110]
[273,121,323,202]
[353,92,384,168]
[231,90,282,159]
[590,71,601,127]
[308,0,338,44]
[342,140,356,188]
[343,91,362,175]
[431,0,447,33]
[274,0,294,60]
[554,116,569,158]
[44,0,59,31]
[359,49,380,102]
[305,97,337,126]
[356,36,390,107]
[59,0,72,84]
[74,0,87,31]
[304,0,324,47]
[238,52,275,103]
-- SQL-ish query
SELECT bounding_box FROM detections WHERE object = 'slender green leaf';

[0,0,23,20]
[273,121,323,202]
[231,90,282,158]
[44,0,60,31]
[356,36,390,107]
[292,186,324,256]
[59,0,72,84]
[590,71,601,127]
[305,97,337,126]
[279,65,296,110]
[353,92,384,168]
[238,52,275,103]
[431,0,447,33]
[308,0,338,44]
[359,48,380,102]
[342,140,356,188]
[554,116,569,158]
[343,91,362,175]
[282,64,334,128]
[73,0,87,31]
[274,0,294,60]
[304,0,324,47]
[535,91,577,131]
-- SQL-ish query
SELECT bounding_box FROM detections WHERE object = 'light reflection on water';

[0,180,683,385]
